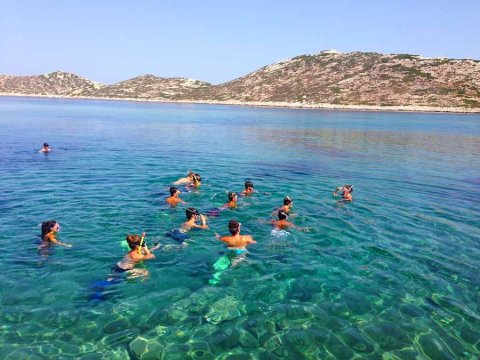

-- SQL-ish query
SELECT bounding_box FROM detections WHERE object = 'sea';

[0,96,479,359]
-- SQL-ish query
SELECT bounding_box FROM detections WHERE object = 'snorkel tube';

[138,232,146,254]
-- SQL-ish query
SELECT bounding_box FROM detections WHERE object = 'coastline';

[1,93,479,114]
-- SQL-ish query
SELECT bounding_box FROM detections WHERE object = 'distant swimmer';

[41,220,72,247]
[223,192,238,209]
[112,232,158,278]
[272,211,303,231]
[39,143,51,153]
[173,170,195,186]
[333,185,353,201]
[272,196,295,217]
[186,173,202,191]
[166,187,185,207]
[242,179,256,196]
[216,220,256,251]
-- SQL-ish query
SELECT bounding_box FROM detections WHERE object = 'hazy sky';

[1,0,479,84]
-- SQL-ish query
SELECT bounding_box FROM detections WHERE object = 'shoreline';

[1,93,479,114]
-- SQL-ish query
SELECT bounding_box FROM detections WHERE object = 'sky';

[1,0,479,85]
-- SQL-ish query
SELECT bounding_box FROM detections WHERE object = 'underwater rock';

[204,295,243,324]
[238,328,259,348]
[307,325,331,346]
[283,329,320,358]
[417,332,456,360]
[129,337,148,359]
[4,347,44,360]
[187,341,214,360]
[263,334,283,352]
[324,334,355,359]
[162,344,190,360]
[209,326,241,350]
[364,323,411,352]
[339,327,374,354]
[103,318,131,334]
[102,328,140,348]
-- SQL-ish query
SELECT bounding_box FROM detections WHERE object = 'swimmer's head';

[284,196,292,205]
[169,187,179,196]
[278,210,289,221]
[228,192,238,201]
[345,185,353,193]
[192,173,201,183]
[43,143,49,148]
[41,220,59,238]
[186,207,200,220]
[228,220,241,235]
[244,179,254,189]
[126,234,143,249]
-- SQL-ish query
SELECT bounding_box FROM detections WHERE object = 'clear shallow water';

[0,96,479,359]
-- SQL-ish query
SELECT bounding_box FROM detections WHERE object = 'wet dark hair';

[345,185,353,193]
[192,173,201,183]
[228,192,237,201]
[244,179,254,189]
[41,220,57,239]
[126,234,142,249]
[170,187,178,196]
[186,207,199,220]
[228,220,240,235]
[278,211,288,221]
[283,196,292,205]
[43,143,49,147]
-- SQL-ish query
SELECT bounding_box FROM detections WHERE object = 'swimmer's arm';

[246,236,257,244]
[47,234,72,247]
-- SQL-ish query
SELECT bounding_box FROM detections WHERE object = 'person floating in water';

[112,232,158,278]
[242,179,256,196]
[41,220,72,247]
[223,192,238,209]
[186,173,202,191]
[181,207,208,231]
[272,210,303,231]
[210,220,256,285]
[39,143,51,153]
[166,207,208,244]
[333,184,353,201]
[272,196,294,217]
[173,170,195,186]
[166,187,185,207]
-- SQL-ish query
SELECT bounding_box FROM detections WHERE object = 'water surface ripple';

[0,97,479,359]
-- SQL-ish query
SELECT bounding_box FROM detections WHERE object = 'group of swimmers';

[39,145,354,282]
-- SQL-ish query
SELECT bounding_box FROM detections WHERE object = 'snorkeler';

[166,187,185,207]
[242,179,256,196]
[271,211,303,231]
[112,232,158,277]
[41,220,72,247]
[223,192,238,209]
[173,170,197,185]
[272,196,294,217]
[216,220,256,250]
[333,185,353,201]
[166,207,208,244]
[181,207,208,231]
[39,143,51,153]
[185,173,201,191]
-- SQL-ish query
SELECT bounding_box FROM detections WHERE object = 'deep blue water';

[0,96,479,359]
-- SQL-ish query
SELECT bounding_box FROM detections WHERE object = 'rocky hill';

[0,71,102,96]
[1,51,479,110]
[189,51,480,108]
[82,74,211,100]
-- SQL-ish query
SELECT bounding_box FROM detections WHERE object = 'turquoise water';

[0,96,479,359]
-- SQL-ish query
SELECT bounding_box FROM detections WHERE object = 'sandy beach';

[1,93,479,114]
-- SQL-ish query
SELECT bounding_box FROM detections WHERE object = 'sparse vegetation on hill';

[1,51,479,111]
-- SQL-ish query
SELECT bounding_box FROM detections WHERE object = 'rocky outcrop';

[81,74,211,100]
[0,71,103,96]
